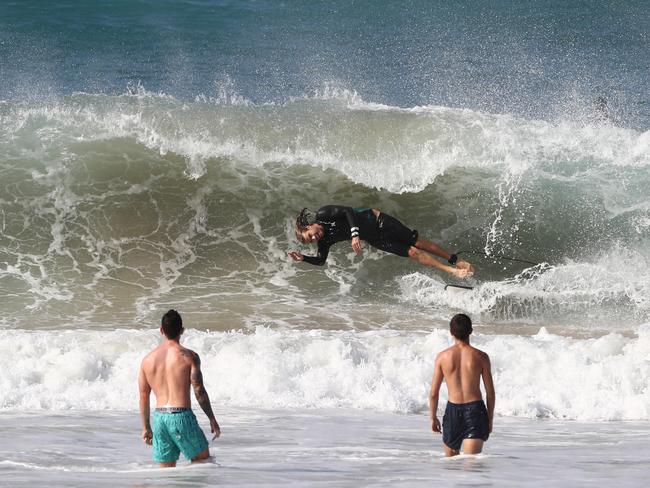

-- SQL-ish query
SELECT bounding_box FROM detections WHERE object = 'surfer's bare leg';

[462,439,484,455]
[414,238,450,259]
[414,238,475,274]
[191,448,210,463]
[408,247,469,278]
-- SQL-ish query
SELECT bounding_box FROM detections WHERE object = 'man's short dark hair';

[161,309,183,339]
[450,313,472,341]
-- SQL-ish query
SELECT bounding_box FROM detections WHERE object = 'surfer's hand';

[142,428,153,445]
[351,236,361,254]
[432,417,441,433]
[288,251,304,262]
[210,418,221,440]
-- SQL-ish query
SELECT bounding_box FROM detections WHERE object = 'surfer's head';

[296,224,324,244]
[161,309,184,339]
[450,313,472,341]
[296,208,313,230]
[295,208,323,244]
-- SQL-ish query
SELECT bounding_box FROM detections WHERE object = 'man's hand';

[210,418,221,440]
[287,251,304,262]
[351,236,361,254]
[142,428,153,445]
[432,417,441,433]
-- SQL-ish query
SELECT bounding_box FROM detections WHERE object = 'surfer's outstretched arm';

[288,242,330,266]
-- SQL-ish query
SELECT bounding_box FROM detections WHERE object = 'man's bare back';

[140,341,196,408]
[138,310,220,467]
[429,314,495,457]
[436,342,490,404]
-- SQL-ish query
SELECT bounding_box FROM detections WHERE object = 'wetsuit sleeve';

[316,205,358,238]
[301,242,330,266]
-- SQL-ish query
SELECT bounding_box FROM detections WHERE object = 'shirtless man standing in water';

[139,309,220,467]
[429,314,495,456]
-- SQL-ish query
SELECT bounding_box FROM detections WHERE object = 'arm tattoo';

[191,355,215,419]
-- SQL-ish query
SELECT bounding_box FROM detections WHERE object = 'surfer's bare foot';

[451,267,473,279]
[456,260,475,275]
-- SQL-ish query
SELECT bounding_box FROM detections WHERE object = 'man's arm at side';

[429,353,445,433]
[190,352,221,439]
[482,353,496,433]
[138,360,153,445]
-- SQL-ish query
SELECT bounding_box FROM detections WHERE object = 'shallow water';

[1,409,649,487]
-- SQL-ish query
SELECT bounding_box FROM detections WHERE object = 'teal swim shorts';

[152,409,209,463]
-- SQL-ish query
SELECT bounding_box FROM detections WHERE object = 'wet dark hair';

[161,309,183,339]
[450,313,472,341]
[296,208,313,230]
[295,208,315,244]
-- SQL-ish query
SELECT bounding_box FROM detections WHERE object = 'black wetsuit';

[302,205,419,266]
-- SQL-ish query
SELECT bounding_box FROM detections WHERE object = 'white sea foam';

[1,326,648,420]
[3,92,648,193]
[398,247,650,323]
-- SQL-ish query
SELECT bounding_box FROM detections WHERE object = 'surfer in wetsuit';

[287,205,474,278]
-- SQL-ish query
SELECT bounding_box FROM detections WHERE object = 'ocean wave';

[2,327,649,420]
[0,91,648,330]
[2,91,648,191]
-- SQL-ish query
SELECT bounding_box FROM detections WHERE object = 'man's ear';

[160,326,165,336]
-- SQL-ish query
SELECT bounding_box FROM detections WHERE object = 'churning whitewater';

[1,89,648,422]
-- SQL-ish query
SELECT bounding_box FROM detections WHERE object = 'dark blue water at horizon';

[1,0,648,127]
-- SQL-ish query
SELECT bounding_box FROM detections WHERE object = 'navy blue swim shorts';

[442,400,490,451]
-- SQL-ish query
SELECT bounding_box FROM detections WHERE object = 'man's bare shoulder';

[140,346,162,367]
[436,345,456,360]
[470,345,491,362]
[177,346,200,364]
